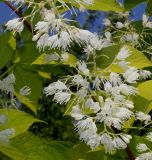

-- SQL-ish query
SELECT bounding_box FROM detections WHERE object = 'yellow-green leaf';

[0,109,42,138]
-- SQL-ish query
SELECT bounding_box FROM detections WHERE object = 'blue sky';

[0,1,147,32]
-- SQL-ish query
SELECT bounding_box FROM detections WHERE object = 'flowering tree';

[0,0,152,160]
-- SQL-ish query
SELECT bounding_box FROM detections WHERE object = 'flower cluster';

[0,74,16,95]
[32,10,100,51]
[44,45,151,152]
[4,0,152,156]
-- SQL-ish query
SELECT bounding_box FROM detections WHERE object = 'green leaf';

[62,53,77,67]
[0,132,69,160]
[0,109,41,138]
[64,96,78,115]
[65,143,127,160]
[124,0,146,10]
[38,71,51,79]
[87,0,123,12]
[134,80,152,113]
[127,47,152,69]
[108,46,152,72]
[64,0,123,12]
[32,53,49,65]
[32,52,77,67]
[13,64,42,113]
[95,45,121,70]
[146,0,152,15]
[16,43,39,65]
[8,36,16,50]
[0,33,15,69]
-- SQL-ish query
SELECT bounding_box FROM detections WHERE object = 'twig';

[126,145,135,160]
[4,1,33,33]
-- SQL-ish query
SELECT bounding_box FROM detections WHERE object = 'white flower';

[137,143,148,152]
[142,14,152,28]
[72,75,89,87]
[142,14,149,27]
[90,34,104,50]
[71,105,84,120]
[9,0,25,5]
[82,0,94,5]
[110,72,122,86]
[117,61,130,70]
[0,128,15,143]
[32,32,42,41]
[0,115,7,124]
[45,53,59,62]
[78,61,90,75]
[76,118,97,131]
[100,133,114,153]
[104,81,113,93]
[19,86,31,96]
[136,152,152,160]
[42,12,63,32]
[139,70,151,80]
[84,45,95,57]
[116,22,124,29]
[61,52,69,62]
[120,134,132,144]
[117,46,131,61]
[145,22,152,28]
[53,81,68,90]
[136,112,151,124]
[146,132,152,142]
[86,98,100,112]
[54,91,71,104]
[59,31,72,50]
[103,18,111,26]
[36,34,49,50]
[47,34,60,49]
[119,84,137,95]
[105,32,111,39]
[6,18,24,33]
[110,86,120,96]
[124,100,134,109]
[73,0,94,6]
[93,77,101,89]
[87,134,101,149]
[75,117,98,149]
[77,88,88,98]
[113,137,127,150]
[72,28,96,45]
[115,107,133,121]
[122,33,139,43]
[0,74,16,94]
[105,117,122,130]
[35,21,50,33]
[44,12,56,23]
[113,94,125,102]
[123,67,139,83]
[44,80,68,96]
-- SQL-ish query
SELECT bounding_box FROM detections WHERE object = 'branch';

[126,145,135,160]
[4,1,33,33]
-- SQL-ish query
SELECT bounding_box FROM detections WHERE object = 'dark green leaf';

[0,33,15,69]
[13,64,42,113]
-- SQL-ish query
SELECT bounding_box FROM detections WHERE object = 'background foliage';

[0,0,152,160]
